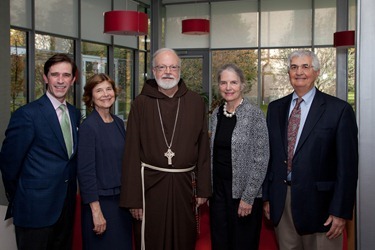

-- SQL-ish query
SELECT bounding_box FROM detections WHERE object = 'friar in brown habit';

[120,48,211,250]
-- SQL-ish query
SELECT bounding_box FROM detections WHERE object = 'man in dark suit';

[0,54,80,250]
[263,50,358,250]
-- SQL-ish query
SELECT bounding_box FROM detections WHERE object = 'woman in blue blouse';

[77,73,132,250]
[210,64,269,250]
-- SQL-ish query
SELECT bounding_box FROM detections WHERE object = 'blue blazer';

[77,109,126,204]
[263,88,358,234]
[0,94,80,228]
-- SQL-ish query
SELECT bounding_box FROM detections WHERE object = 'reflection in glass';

[35,34,74,102]
[10,29,27,112]
[138,51,147,94]
[180,58,203,95]
[114,47,133,121]
[138,6,150,52]
[347,48,356,110]
[81,42,108,117]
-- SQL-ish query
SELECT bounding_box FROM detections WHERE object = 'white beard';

[156,74,180,90]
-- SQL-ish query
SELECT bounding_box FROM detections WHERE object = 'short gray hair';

[287,50,320,71]
[152,48,181,67]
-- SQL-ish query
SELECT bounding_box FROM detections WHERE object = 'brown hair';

[83,73,118,111]
[44,53,77,77]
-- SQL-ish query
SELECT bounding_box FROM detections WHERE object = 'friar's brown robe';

[120,79,211,250]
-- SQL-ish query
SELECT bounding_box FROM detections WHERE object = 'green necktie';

[59,104,73,158]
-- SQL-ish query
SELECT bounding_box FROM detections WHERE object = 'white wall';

[357,0,375,249]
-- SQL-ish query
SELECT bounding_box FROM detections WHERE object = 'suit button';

[65,179,68,183]
[284,160,287,164]
[284,180,291,186]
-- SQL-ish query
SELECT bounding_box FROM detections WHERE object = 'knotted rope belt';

[140,162,196,250]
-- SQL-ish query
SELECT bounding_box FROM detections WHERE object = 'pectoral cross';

[164,148,175,165]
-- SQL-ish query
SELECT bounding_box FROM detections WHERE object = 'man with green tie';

[0,54,80,250]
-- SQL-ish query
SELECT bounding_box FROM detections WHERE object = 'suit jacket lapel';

[279,94,293,156]
[295,89,326,155]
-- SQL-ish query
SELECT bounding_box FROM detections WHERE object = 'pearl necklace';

[223,98,244,118]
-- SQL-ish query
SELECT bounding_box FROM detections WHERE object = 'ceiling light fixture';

[333,30,355,48]
[104,10,148,36]
[182,18,210,35]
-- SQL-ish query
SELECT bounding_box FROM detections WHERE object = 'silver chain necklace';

[156,98,180,165]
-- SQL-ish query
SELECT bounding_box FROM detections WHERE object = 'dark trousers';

[15,192,75,250]
[210,177,263,250]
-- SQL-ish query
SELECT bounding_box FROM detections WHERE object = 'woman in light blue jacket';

[210,63,269,250]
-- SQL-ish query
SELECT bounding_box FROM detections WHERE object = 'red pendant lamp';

[104,10,148,36]
[333,30,355,48]
[182,18,210,35]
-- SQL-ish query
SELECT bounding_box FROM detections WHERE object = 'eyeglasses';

[154,65,180,72]
[289,64,314,72]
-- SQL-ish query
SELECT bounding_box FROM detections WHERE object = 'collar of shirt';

[46,91,68,121]
[290,87,316,116]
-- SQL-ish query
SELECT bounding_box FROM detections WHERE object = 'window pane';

[10,29,27,112]
[349,0,356,30]
[113,0,140,48]
[211,50,258,112]
[261,49,302,104]
[137,6,150,51]
[114,47,134,121]
[261,0,312,47]
[347,48,356,110]
[81,0,111,44]
[35,34,74,101]
[314,47,336,96]
[81,42,108,117]
[211,1,258,48]
[180,58,203,94]
[138,51,147,94]
[165,3,209,49]
[10,0,32,29]
[35,0,78,37]
[315,0,336,45]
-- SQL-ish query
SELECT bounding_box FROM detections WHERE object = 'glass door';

[175,49,210,106]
